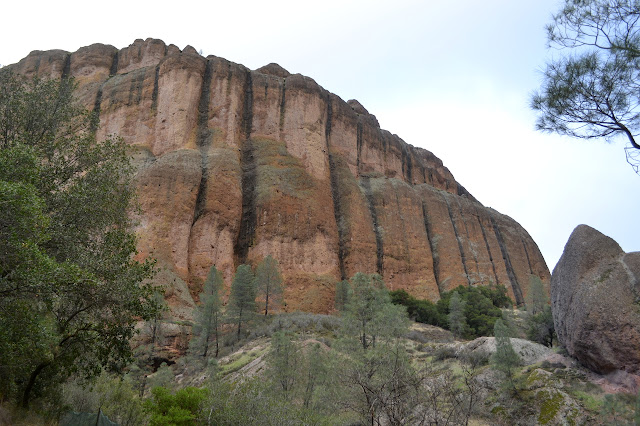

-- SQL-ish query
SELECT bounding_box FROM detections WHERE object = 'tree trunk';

[214,315,219,358]
[22,362,50,408]
[203,332,209,358]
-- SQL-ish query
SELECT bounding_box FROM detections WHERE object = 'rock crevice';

[234,70,256,266]
[491,215,524,305]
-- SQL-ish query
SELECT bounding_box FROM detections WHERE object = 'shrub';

[433,346,457,361]
[390,289,445,327]
[144,386,208,426]
[391,285,512,339]
[437,285,512,339]
[251,312,341,338]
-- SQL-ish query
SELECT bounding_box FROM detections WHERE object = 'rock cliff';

[7,38,550,319]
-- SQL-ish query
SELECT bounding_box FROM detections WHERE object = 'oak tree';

[0,72,158,407]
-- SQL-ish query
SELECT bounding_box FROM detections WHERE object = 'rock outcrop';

[460,336,553,366]
[552,224,640,375]
[6,38,550,318]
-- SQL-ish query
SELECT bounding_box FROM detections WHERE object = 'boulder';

[551,224,640,374]
[460,336,552,365]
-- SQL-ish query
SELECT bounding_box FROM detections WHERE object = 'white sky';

[2,0,638,270]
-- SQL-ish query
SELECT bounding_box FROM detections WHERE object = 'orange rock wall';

[8,38,550,318]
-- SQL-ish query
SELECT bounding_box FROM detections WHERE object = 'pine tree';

[255,255,283,316]
[525,275,555,347]
[526,275,547,316]
[228,264,256,339]
[334,280,351,311]
[191,265,223,359]
[302,343,327,408]
[491,318,521,394]
[343,273,407,350]
[448,291,468,339]
[267,331,301,398]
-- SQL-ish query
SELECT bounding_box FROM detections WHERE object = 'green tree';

[390,289,445,326]
[147,362,174,391]
[190,265,223,360]
[301,342,328,409]
[342,273,408,350]
[0,72,158,407]
[333,274,418,425]
[63,371,148,426]
[531,0,640,172]
[228,264,256,339]
[266,331,301,398]
[204,377,328,425]
[334,279,351,311]
[448,291,468,339]
[526,275,547,316]
[334,342,419,425]
[527,306,555,347]
[525,276,555,347]
[491,318,521,395]
[144,386,208,426]
[501,309,521,338]
[436,285,507,338]
[255,255,283,316]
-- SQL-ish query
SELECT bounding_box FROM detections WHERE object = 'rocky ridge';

[7,38,550,318]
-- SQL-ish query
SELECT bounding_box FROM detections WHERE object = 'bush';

[437,285,511,339]
[459,350,490,367]
[250,312,341,338]
[391,285,512,339]
[61,371,148,426]
[205,378,329,425]
[390,290,445,327]
[433,346,457,361]
[144,386,208,426]
[406,330,430,343]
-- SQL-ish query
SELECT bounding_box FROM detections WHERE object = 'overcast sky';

[2,0,638,271]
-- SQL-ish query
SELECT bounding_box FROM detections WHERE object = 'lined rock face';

[552,225,640,375]
[7,38,550,319]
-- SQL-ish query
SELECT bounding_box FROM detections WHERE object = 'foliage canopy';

[390,284,511,339]
[532,0,640,173]
[255,255,283,316]
[228,264,256,339]
[0,72,158,407]
[190,265,223,360]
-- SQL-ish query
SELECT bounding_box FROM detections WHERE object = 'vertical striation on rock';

[443,193,472,286]
[490,215,524,305]
[326,98,348,281]
[193,59,213,224]
[422,202,441,290]
[360,177,384,275]
[234,70,256,266]
[5,38,550,318]
[476,208,500,286]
